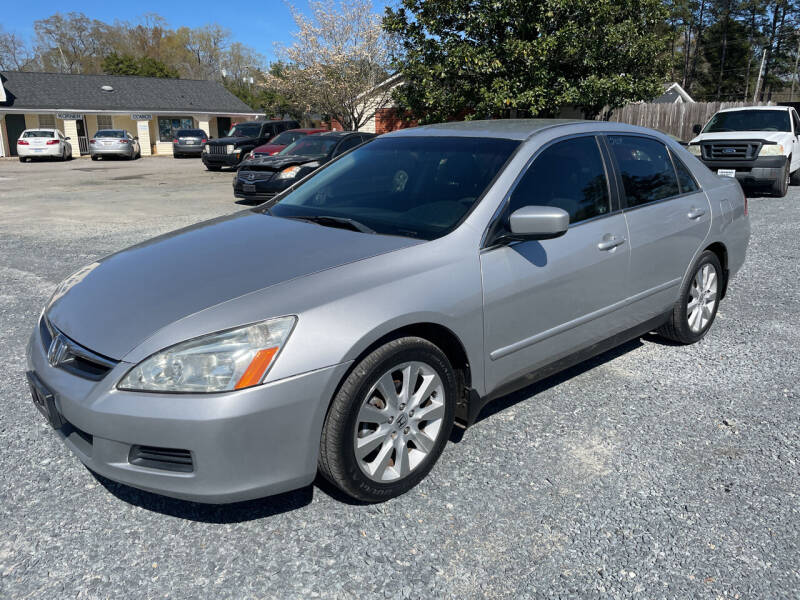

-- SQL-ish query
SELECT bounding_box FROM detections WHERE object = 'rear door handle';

[597,236,626,251]
[687,208,706,220]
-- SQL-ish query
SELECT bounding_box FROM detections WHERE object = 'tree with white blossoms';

[271,0,395,130]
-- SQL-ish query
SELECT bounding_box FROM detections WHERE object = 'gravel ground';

[0,157,797,599]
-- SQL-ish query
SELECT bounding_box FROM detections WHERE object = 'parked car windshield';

[22,130,55,138]
[227,124,261,138]
[270,131,309,146]
[279,137,340,156]
[176,129,206,137]
[95,130,125,138]
[267,136,519,240]
[703,110,791,133]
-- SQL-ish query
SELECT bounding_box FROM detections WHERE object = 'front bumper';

[699,155,787,184]
[233,172,291,202]
[202,152,242,167]
[26,326,351,503]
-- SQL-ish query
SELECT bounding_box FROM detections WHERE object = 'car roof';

[315,131,364,138]
[23,128,57,132]
[382,119,676,141]
[285,128,329,133]
[716,105,790,113]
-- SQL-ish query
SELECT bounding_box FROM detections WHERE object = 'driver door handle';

[597,236,626,251]
[687,208,706,220]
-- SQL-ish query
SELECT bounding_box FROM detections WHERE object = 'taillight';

[743,196,748,216]
[119,139,129,144]
[46,139,59,145]
[17,140,29,145]
[201,138,207,143]
[173,139,178,144]
[89,139,96,144]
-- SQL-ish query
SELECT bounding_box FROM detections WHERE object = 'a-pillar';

[136,119,152,156]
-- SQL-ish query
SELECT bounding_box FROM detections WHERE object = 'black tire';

[18,156,26,163]
[770,161,790,197]
[206,164,221,171]
[657,250,723,344]
[91,155,99,161]
[319,336,457,502]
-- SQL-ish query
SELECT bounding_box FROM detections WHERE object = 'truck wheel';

[770,162,789,197]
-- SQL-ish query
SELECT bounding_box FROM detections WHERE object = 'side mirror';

[509,206,569,238]
[133,136,139,140]
[65,136,71,140]
[692,124,702,135]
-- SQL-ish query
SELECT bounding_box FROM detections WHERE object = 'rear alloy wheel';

[657,250,723,344]
[319,337,456,502]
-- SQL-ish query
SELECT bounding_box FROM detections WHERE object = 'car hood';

[46,211,420,360]
[689,131,789,144]
[208,136,252,145]
[240,154,327,170]
[253,143,286,155]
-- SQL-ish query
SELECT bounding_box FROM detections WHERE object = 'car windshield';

[227,124,261,138]
[279,137,339,156]
[95,130,125,138]
[269,131,308,146]
[703,110,791,133]
[176,129,205,137]
[267,136,519,240]
[23,130,55,138]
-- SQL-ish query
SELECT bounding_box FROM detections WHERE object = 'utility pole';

[753,47,767,104]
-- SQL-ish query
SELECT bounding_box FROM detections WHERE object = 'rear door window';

[607,135,680,207]
[508,136,611,224]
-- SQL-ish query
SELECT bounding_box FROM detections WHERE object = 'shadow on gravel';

[468,336,647,430]
[91,471,314,522]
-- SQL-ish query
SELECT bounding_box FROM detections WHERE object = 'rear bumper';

[90,145,133,157]
[700,155,787,184]
[18,145,61,158]
[174,144,203,155]
[26,326,351,504]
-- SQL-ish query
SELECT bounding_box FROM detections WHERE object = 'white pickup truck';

[687,105,800,197]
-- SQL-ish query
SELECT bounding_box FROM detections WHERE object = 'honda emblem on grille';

[47,333,70,367]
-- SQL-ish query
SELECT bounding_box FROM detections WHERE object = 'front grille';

[40,317,118,381]
[207,145,229,155]
[702,141,762,160]
[129,445,194,473]
[238,169,276,183]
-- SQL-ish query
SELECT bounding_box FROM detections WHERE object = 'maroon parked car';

[248,128,329,158]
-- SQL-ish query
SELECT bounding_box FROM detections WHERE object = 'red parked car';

[249,128,328,158]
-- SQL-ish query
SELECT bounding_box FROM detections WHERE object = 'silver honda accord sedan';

[26,120,750,503]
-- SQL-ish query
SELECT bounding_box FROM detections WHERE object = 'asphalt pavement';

[0,156,797,599]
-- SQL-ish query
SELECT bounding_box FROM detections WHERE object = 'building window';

[158,117,194,142]
[96,115,113,130]
[38,114,56,128]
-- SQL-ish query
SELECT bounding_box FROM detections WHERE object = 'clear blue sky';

[2,0,391,64]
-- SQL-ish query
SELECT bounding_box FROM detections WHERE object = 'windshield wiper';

[289,215,376,234]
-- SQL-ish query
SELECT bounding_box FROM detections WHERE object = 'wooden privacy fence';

[600,101,767,141]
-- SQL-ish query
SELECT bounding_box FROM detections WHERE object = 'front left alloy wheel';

[319,337,456,502]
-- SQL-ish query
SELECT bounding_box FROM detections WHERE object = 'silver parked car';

[26,120,749,503]
[90,129,141,160]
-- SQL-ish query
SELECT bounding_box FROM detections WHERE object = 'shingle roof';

[0,71,258,114]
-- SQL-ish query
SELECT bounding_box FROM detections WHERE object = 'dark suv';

[202,120,300,170]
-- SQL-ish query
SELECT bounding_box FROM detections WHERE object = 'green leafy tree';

[384,0,671,121]
[101,52,179,78]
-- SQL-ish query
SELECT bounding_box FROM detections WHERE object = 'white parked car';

[17,128,73,162]
[686,105,800,197]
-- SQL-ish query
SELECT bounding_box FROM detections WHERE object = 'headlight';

[687,145,702,156]
[118,316,296,393]
[226,144,235,154]
[759,144,784,156]
[204,144,209,153]
[277,166,302,180]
